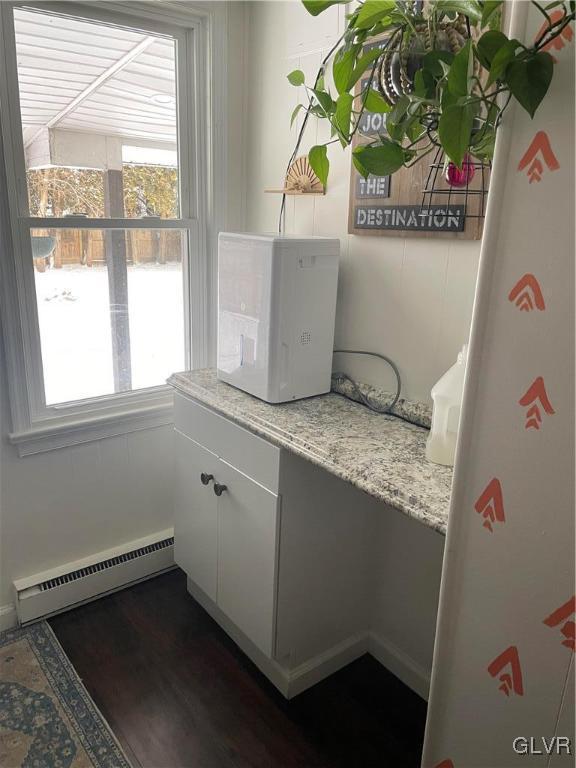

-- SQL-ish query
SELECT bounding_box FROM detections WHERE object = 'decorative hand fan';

[265,156,325,195]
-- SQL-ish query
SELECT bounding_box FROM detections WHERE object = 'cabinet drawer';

[174,392,280,492]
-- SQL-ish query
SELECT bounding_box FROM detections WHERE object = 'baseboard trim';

[186,578,431,700]
[287,633,368,698]
[186,577,291,696]
[368,632,431,700]
[0,603,18,632]
[186,578,368,699]
[14,530,175,624]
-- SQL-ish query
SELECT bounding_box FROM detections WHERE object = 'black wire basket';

[421,146,491,222]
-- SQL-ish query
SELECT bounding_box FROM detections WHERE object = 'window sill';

[9,392,175,456]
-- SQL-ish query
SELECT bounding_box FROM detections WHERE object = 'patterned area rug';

[0,621,131,768]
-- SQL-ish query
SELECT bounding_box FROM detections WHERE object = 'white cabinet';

[173,391,444,701]
[174,431,218,602]
[173,412,279,658]
[217,460,279,657]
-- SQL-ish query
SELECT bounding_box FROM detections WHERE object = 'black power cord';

[332,349,402,415]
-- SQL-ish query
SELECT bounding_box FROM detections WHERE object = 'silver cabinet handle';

[200,472,214,486]
[213,483,227,497]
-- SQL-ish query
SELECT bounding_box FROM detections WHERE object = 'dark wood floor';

[50,569,427,768]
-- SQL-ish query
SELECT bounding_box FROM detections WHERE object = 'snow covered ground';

[34,263,185,405]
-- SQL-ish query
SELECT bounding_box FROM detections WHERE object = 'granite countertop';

[168,369,453,535]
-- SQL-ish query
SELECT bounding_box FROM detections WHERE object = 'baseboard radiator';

[14,529,175,625]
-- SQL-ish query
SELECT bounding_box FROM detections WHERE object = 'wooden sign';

[354,204,465,232]
[355,173,390,198]
[348,38,489,240]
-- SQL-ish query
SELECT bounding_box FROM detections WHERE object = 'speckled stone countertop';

[168,369,453,535]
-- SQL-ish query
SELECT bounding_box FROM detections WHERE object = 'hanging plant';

[285,0,575,187]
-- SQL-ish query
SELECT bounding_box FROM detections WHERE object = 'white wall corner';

[0,603,18,632]
[368,632,431,701]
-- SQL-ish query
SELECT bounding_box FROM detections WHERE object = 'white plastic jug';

[426,344,468,466]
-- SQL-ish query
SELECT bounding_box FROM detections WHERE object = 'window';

[31,228,187,404]
[0,2,216,453]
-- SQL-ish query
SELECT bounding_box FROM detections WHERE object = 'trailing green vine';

[285,0,575,188]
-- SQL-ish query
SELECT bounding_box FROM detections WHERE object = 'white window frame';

[0,0,226,455]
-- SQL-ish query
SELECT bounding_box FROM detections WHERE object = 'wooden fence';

[33,229,183,271]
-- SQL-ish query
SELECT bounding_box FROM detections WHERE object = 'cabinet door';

[174,431,218,602]
[216,460,279,657]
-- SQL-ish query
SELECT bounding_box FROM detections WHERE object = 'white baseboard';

[186,577,291,695]
[188,579,430,700]
[0,603,18,632]
[14,530,175,624]
[186,578,431,700]
[368,632,431,700]
[187,578,367,699]
[287,633,368,698]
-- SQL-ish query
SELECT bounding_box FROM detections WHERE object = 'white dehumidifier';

[217,232,340,403]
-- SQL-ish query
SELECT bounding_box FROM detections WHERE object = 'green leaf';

[352,152,370,179]
[413,70,426,98]
[505,52,554,118]
[302,0,346,16]
[435,1,482,23]
[355,0,395,30]
[470,126,496,160]
[388,95,410,124]
[441,85,458,111]
[481,0,503,28]
[347,47,383,88]
[308,145,329,186]
[311,88,335,115]
[333,47,358,94]
[413,68,435,99]
[422,49,455,78]
[287,69,305,86]
[334,93,353,138]
[385,95,411,141]
[476,30,508,69]
[407,119,426,143]
[364,87,391,113]
[448,40,472,97]
[487,38,522,84]
[438,102,475,167]
[352,140,407,176]
[290,104,304,127]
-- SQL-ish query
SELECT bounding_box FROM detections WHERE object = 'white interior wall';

[369,505,445,695]
[0,2,248,616]
[0,0,480,621]
[0,355,175,613]
[243,1,481,404]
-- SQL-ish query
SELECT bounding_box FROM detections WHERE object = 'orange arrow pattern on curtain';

[543,596,576,650]
[518,132,560,182]
[508,274,546,312]
[488,646,524,697]
[519,377,555,430]
[474,478,505,532]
